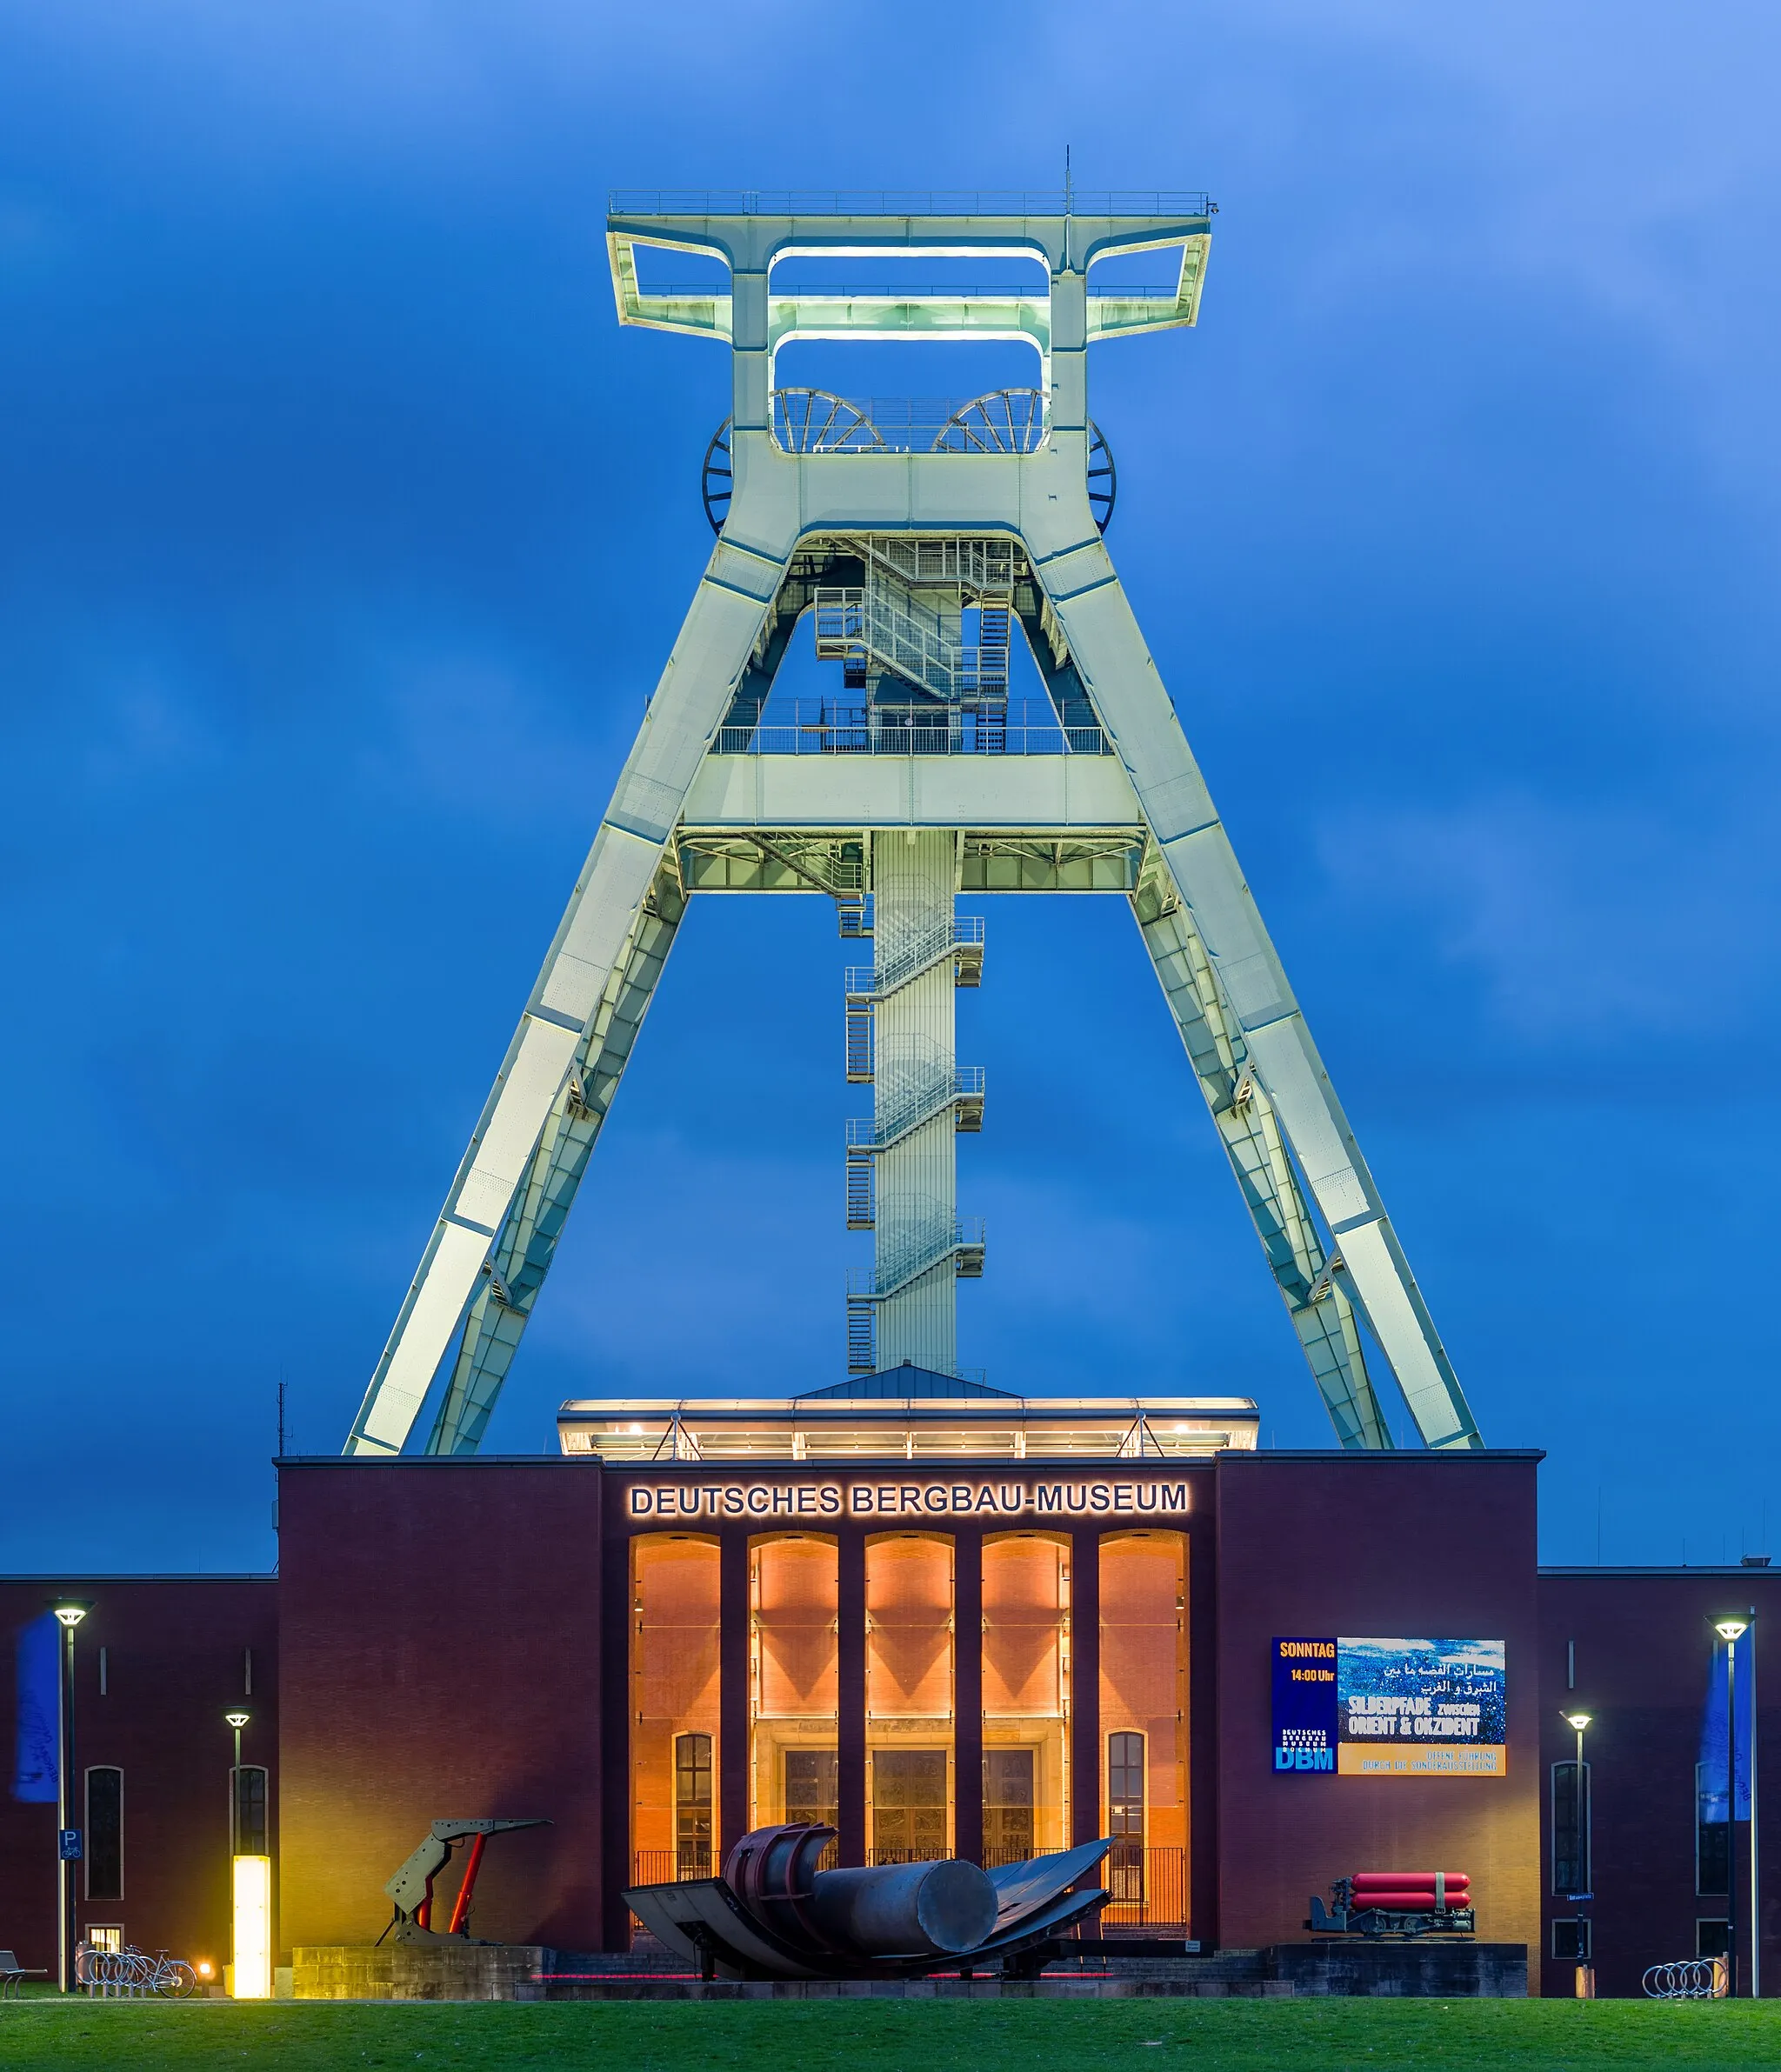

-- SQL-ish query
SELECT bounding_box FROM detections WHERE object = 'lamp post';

[1717,1618,1749,1998]
[225,1710,250,1855]
[50,1600,92,1995]
[1561,1709,1593,1995]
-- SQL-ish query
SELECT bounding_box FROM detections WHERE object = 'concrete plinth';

[1264,1942,1527,1997]
[294,1945,549,2001]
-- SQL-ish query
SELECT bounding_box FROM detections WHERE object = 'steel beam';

[344,536,791,1456]
[422,863,688,1455]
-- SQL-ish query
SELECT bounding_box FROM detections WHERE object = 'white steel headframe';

[344,190,1482,1457]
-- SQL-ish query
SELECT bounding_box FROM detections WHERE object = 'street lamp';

[1560,1709,1593,1995]
[50,1599,92,1995]
[225,1709,250,1850]
[1717,1619,1751,1999]
[223,1709,269,1999]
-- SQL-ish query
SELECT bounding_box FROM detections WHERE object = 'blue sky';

[3,3,1778,1570]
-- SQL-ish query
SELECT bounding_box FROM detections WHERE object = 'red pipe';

[447,1833,489,1936]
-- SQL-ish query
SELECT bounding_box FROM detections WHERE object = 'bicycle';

[81,1944,198,1998]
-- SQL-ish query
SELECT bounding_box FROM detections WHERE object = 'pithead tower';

[346,188,1482,1461]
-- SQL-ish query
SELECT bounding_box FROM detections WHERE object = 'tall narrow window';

[85,1768,123,1902]
[1108,1731,1145,1901]
[233,1765,269,1857]
[675,1733,714,1878]
[1551,1760,1591,1895]
[235,1765,269,1864]
[1697,1762,1731,1895]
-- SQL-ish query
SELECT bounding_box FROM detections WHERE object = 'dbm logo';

[1275,1745,1335,1771]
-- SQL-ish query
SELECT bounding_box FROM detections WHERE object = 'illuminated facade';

[600,1375,1247,1927]
[18,1426,1781,1999]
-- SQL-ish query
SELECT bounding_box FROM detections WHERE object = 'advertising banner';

[1272,1636,1507,1776]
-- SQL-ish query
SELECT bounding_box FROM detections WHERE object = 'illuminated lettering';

[623,1476,1197,1524]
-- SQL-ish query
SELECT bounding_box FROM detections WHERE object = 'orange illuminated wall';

[981,1534,1071,1860]
[865,1535,953,1860]
[1100,1530,1189,1925]
[630,1536,721,1881]
[750,1536,839,1830]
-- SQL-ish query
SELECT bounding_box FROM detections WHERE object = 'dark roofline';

[1539,1565,1773,1579]
[1220,1448,1546,1463]
[0,1572,277,1584]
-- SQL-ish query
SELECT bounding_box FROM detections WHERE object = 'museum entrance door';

[870,1749,949,1862]
[983,1747,1036,1864]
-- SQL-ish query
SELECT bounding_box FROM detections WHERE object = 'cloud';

[1317,789,1772,1041]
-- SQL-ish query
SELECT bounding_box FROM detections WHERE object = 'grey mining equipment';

[624,1822,1112,1979]
[378,1818,550,1946]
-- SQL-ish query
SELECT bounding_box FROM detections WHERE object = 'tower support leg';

[1044,549,1479,1449]
[345,536,790,1456]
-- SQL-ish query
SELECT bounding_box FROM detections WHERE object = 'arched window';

[1107,1731,1145,1900]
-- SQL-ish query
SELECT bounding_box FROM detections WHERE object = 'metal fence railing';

[1099,1844,1188,1928]
[631,1846,715,1887]
[714,702,1110,758]
[610,191,1214,220]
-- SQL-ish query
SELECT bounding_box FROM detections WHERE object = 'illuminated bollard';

[231,1855,271,1998]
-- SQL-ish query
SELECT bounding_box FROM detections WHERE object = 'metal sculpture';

[344,188,1484,1459]
[378,1817,550,1945]
[624,1822,1112,1980]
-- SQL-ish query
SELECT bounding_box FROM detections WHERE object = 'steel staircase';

[812,533,1017,730]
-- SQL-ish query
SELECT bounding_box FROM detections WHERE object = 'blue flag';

[1698,1636,1755,1823]
[12,1614,58,1803]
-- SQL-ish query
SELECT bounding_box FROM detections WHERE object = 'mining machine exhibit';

[344,187,1484,1461]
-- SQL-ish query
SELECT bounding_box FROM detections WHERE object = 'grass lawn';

[3,1997,1781,2072]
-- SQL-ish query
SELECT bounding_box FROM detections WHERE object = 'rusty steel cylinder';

[807,1858,997,1956]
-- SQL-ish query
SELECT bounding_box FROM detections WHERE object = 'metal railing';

[631,1846,716,1886]
[847,1068,985,1149]
[850,1216,986,1298]
[714,702,1109,757]
[610,190,1215,220]
[846,916,984,998]
[1099,1844,1189,1928]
